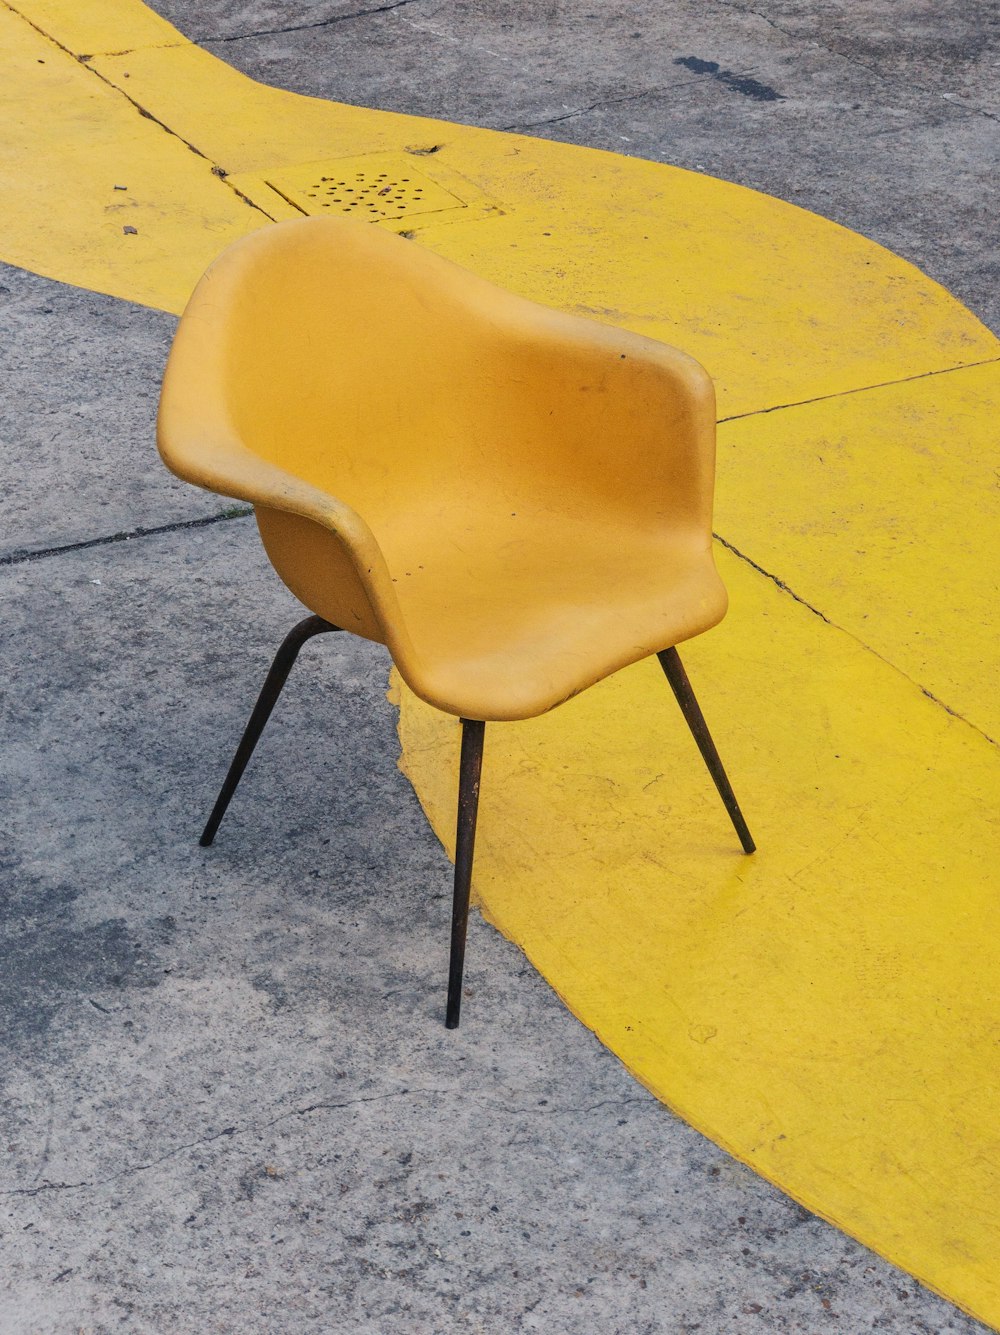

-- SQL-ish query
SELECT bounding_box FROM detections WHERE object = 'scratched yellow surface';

[716,361,1000,742]
[2,0,998,1323]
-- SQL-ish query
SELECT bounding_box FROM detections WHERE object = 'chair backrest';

[160,217,718,539]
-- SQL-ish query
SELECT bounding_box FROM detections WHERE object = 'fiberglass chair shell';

[157,216,754,1028]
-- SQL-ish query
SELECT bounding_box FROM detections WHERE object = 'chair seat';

[376,508,726,720]
[258,495,726,721]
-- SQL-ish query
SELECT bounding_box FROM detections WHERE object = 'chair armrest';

[157,402,411,655]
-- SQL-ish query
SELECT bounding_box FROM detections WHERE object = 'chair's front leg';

[200,614,341,847]
[657,647,756,855]
[446,718,486,1028]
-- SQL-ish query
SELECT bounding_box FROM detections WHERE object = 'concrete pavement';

[1,2,996,1331]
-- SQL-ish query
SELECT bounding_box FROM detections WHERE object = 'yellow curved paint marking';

[2,0,998,1324]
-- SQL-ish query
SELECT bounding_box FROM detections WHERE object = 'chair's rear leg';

[657,647,756,855]
[446,718,486,1029]
[200,615,341,847]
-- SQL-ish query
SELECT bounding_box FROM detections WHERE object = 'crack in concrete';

[501,80,704,133]
[0,1090,656,1200]
[0,1088,454,1198]
[446,1092,654,1118]
[713,533,997,749]
[194,0,423,46]
[717,355,1000,425]
[2,1177,90,1198]
[0,509,254,568]
[540,1095,651,1117]
[109,1124,243,1176]
[282,1087,452,1121]
[1,1122,242,1196]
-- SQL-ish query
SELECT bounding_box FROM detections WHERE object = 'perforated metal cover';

[266,154,466,223]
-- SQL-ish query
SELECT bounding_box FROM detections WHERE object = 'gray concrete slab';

[0,520,989,1332]
[150,0,1000,334]
[0,264,233,560]
[725,0,1000,115]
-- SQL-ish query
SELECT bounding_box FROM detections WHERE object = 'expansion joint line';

[713,533,997,749]
[2,0,277,222]
[0,509,253,569]
[712,532,830,624]
[718,354,1000,425]
[714,353,1000,749]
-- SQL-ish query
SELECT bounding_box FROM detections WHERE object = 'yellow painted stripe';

[3,0,998,1324]
[0,3,262,313]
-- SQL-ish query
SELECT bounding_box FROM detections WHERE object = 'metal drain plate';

[229,152,503,231]
[268,154,466,222]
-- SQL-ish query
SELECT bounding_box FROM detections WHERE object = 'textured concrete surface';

[0,266,230,559]
[2,1,997,1331]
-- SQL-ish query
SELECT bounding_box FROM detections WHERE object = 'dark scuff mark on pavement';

[674,56,785,102]
[0,878,166,1045]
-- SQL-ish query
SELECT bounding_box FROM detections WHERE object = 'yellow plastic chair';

[158,216,754,1027]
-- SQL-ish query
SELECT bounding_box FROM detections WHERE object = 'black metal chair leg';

[200,614,341,847]
[446,718,486,1029]
[657,647,756,855]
